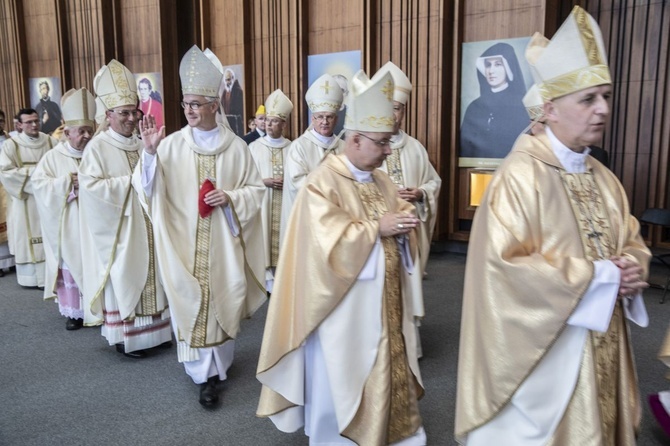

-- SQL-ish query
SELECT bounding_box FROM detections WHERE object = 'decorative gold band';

[539,64,611,100]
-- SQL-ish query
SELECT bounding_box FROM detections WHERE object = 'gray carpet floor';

[0,252,669,445]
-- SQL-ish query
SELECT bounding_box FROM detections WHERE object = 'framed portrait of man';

[29,77,63,135]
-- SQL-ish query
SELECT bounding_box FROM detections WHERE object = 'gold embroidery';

[270,148,283,267]
[360,115,395,128]
[192,154,216,347]
[386,148,405,188]
[539,65,611,101]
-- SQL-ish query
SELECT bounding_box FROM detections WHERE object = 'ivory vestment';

[249,136,291,274]
[281,129,345,240]
[133,124,266,359]
[455,132,651,445]
[257,154,424,445]
[78,130,169,344]
[32,143,84,302]
[0,132,56,286]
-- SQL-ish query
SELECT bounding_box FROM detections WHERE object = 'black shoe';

[65,318,83,331]
[156,340,173,349]
[115,343,147,359]
[199,377,220,408]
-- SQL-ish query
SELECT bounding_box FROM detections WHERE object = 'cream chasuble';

[249,135,291,270]
[0,132,55,274]
[32,143,85,303]
[281,129,345,241]
[78,130,168,326]
[257,154,424,445]
[455,132,650,446]
[379,130,441,323]
[132,124,266,360]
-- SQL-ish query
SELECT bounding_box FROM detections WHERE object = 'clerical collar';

[343,155,373,183]
[310,128,335,146]
[546,127,591,174]
[192,126,220,149]
[491,83,509,93]
[263,135,286,147]
[66,142,84,157]
[107,128,135,145]
[390,132,403,144]
[256,128,265,137]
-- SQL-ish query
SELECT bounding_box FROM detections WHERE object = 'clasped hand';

[379,212,419,237]
[611,256,648,298]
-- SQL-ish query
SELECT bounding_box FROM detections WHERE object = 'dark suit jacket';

[589,145,609,168]
[242,130,262,145]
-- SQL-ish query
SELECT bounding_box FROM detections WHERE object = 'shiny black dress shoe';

[199,377,220,408]
[115,343,147,359]
[65,318,84,331]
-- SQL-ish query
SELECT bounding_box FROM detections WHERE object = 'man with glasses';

[248,90,293,293]
[135,45,266,408]
[79,60,172,359]
[281,74,345,241]
[258,70,427,445]
[0,108,57,287]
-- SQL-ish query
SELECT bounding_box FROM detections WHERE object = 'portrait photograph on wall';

[307,50,361,136]
[218,64,245,136]
[458,37,532,168]
[29,77,63,135]
[135,73,165,130]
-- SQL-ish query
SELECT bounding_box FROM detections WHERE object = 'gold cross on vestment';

[320,81,330,94]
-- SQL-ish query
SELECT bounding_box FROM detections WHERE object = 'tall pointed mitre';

[201,48,231,129]
[526,5,611,101]
[305,74,343,113]
[522,84,545,122]
[61,88,96,127]
[265,89,293,121]
[93,59,137,110]
[180,45,223,97]
[373,61,412,105]
[344,70,395,132]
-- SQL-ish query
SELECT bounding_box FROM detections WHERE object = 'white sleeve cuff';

[567,260,619,332]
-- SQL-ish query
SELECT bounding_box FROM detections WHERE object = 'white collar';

[107,128,136,145]
[192,126,220,149]
[343,155,373,183]
[310,128,335,146]
[546,127,591,174]
[65,142,84,157]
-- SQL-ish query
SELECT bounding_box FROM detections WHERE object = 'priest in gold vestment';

[249,89,293,292]
[455,8,651,446]
[79,60,172,358]
[257,70,427,445]
[136,45,266,408]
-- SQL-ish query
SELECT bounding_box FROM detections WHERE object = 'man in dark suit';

[242,105,266,145]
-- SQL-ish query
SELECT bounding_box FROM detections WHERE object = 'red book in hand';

[199,179,216,218]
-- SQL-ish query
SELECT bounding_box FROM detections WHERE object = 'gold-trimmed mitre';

[373,61,412,105]
[526,6,611,101]
[180,45,223,97]
[522,84,545,122]
[265,89,293,121]
[344,70,395,132]
[93,60,137,109]
[305,74,343,114]
[61,88,96,127]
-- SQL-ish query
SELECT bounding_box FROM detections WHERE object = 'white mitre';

[180,45,223,97]
[373,61,412,105]
[522,84,545,122]
[305,74,343,113]
[265,89,293,121]
[526,5,611,101]
[94,59,137,110]
[61,88,96,127]
[344,70,395,132]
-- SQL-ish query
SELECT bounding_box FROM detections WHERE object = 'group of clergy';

[0,35,441,442]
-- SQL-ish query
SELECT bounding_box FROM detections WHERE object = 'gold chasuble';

[132,124,266,359]
[455,133,650,445]
[257,154,423,445]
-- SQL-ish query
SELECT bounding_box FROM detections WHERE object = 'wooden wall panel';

[63,0,107,92]
[583,0,670,246]
[0,1,27,118]
[118,0,161,73]
[307,0,362,54]
[22,0,61,83]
